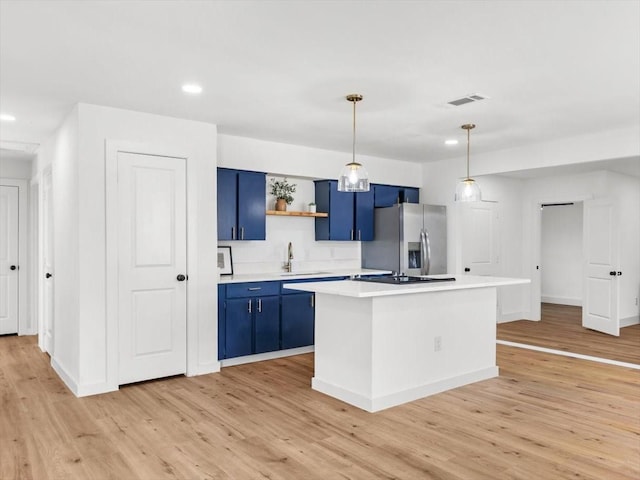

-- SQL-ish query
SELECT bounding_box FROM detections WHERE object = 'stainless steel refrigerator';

[362,204,447,276]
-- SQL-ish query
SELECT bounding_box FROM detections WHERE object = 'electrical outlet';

[434,336,442,352]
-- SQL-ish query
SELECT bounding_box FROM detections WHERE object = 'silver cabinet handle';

[258,298,262,313]
[358,230,361,241]
[350,229,354,241]
[240,227,245,240]
[248,299,252,313]
[231,226,236,240]
[310,295,314,308]
[247,287,261,291]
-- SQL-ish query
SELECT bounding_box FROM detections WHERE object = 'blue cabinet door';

[217,168,238,240]
[218,285,226,360]
[401,187,420,204]
[314,180,355,240]
[254,296,280,354]
[355,189,375,241]
[225,298,253,358]
[237,171,266,240]
[281,293,315,349]
[374,184,401,207]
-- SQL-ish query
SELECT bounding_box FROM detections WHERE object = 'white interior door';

[118,151,187,385]
[42,170,54,352]
[0,185,19,335]
[459,202,499,276]
[583,198,619,336]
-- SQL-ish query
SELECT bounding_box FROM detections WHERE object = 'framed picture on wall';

[217,246,233,275]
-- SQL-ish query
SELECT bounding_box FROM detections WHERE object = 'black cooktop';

[354,275,456,285]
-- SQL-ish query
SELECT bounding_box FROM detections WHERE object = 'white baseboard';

[220,345,314,367]
[621,315,640,328]
[312,366,499,413]
[187,360,220,376]
[498,312,527,323]
[51,357,118,397]
[541,296,582,307]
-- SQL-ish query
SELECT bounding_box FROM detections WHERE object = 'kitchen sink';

[280,271,330,277]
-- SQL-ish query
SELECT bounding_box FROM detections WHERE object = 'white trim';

[312,367,499,413]
[220,346,314,367]
[497,311,529,323]
[620,315,639,328]
[541,296,582,307]
[496,340,640,370]
[529,195,592,322]
[0,178,30,335]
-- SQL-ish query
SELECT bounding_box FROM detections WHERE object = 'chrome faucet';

[284,242,294,272]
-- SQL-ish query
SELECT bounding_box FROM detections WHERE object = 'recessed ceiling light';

[445,139,458,145]
[182,84,203,94]
[0,113,16,122]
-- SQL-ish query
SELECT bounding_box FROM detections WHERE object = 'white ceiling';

[1,1,639,166]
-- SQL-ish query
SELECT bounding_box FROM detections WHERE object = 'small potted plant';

[308,202,317,213]
[270,177,296,211]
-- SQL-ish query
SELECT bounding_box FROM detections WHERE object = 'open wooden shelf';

[266,210,328,218]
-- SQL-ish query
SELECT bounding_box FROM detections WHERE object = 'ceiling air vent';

[447,93,489,107]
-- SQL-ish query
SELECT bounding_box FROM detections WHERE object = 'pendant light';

[455,123,482,202]
[338,94,370,192]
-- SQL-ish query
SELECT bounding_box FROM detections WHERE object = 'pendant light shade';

[455,124,482,202]
[338,94,370,192]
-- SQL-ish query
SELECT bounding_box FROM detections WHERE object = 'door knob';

[464,267,471,272]
[10,265,17,271]
[176,274,186,282]
[609,271,616,276]
[45,273,52,278]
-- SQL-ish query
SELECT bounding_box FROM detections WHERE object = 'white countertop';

[285,274,530,298]
[218,268,391,284]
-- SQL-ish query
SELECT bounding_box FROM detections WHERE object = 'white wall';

[35,106,81,382]
[541,202,583,306]
[0,157,33,179]
[217,134,423,275]
[34,103,218,396]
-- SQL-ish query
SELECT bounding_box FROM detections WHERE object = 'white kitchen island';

[286,275,530,412]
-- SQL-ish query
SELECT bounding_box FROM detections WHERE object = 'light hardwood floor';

[497,303,640,364]
[1,334,639,480]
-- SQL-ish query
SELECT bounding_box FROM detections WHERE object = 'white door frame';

[0,178,30,335]
[105,141,200,392]
[528,194,592,321]
[30,176,39,339]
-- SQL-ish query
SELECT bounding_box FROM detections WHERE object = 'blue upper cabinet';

[374,184,420,207]
[217,168,266,240]
[401,187,420,204]
[354,188,374,241]
[374,184,401,207]
[314,180,374,241]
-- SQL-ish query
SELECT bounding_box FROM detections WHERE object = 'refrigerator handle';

[420,229,431,275]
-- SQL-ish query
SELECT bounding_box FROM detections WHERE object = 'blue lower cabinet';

[225,298,254,358]
[254,296,280,354]
[281,293,315,349]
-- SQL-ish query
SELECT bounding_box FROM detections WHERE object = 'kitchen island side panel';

[312,293,374,401]
[370,287,497,398]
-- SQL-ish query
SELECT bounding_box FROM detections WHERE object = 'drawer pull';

[258,298,262,313]
[247,287,262,291]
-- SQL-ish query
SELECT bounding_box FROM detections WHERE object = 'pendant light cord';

[352,98,357,164]
[466,126,470,179]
